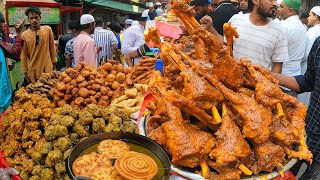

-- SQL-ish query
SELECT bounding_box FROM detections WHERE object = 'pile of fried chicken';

[143,0,313,179]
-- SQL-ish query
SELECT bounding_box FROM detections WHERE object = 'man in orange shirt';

[21,7,57,83]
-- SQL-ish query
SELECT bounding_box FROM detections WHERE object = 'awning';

[84,0,145,14]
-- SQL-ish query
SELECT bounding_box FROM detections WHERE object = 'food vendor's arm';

[20,39,28,76]
[271,62,282,74]
[272,38,320,93]
[272,73,301,92]
[200,15,224,44]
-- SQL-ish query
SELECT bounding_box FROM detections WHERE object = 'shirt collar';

[95,27,104,30]
[284,15,299,22]
[80,31,91,36]
[216,1,232,7]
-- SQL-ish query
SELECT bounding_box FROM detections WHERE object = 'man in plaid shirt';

[273,37,320,179]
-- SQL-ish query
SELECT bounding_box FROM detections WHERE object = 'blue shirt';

[295,37,320,161]
[116,34,121,49]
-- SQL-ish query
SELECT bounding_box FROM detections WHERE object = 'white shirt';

[92,27,118,64]
[281,15,307,76]
[304,24,320,63]
[229,14,289,70]
[298,24,320,105]
[121,24,145,67]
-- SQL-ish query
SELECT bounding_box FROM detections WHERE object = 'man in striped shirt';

[92,17,119,65]
[201,0,289,73]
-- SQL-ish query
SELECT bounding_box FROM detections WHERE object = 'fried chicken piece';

[148,126,167,148]
[162,119,215,168]
[282,94,313,161]
[223,22,239,57]
[201,73,272,144]
[210,105,251,166]
[253,141,285,173]
[270,114,299,146]
[207,160,242,180]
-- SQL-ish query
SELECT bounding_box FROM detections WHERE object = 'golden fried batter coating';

[72,152,111,178]
[97,140,130,159]
[92,167,123,180]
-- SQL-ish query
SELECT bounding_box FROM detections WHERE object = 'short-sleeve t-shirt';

[229,13,289,70]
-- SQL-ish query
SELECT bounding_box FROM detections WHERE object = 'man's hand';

[14,18,26,35]
[200,15,214,31]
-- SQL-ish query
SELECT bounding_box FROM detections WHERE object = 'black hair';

[25,6,41,16]
[81,23,91,30]
[95,17,104,27]
[300,12,308,19]
[74,20,81,31]
[110,22,123,33]
[190,0,209,6]
[248,0,254,11]
[0,13,4,23]
[68,20,76,30]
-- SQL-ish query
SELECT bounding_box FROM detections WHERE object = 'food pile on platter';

[141,0,313,179]
[0,92,138,179]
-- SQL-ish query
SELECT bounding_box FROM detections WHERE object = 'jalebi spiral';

[115,151,158,180]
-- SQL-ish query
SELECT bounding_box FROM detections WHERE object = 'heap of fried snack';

[72,140,158,180]
[24,72,61,99]
[50,61,133,109]
[126,58,157,85]
[0,92,138,180]
[143,0,313,179]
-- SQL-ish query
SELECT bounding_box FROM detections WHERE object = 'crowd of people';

[1,0,320,178]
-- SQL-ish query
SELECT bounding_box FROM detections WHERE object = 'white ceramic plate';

[138,116,298,180]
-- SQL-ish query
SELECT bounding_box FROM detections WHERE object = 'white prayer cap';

[142,9,149,18]
[132,21,139,25]
[156,2,161,5]
[311,6,320,16]
[125,19,133,25]
[80,14,95,25]
[149,2,154,7]
[277,0,282,6]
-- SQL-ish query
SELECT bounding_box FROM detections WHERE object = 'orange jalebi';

[115,151,158,180]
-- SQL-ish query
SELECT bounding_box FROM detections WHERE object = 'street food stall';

[0,0,311,179]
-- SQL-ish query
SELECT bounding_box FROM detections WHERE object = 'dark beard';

[257,6,275,18]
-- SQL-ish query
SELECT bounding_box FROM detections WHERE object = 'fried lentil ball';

[69,133,80,144]
[53,137,72,152]
[21,159,34,173]
[34,139,53,155]
[30,130,42,141]
[40,168,54,180]
[31,165,43,176]
[29,176,41,180]
[60,116,75,127]
[26,149,42,164]
[45,149,63,167]
[104,123,121,132]
[55,162,66,174]
[44,125,68,141]
[108,114,122,124]
[92,118,106,133]
[121,121,138,133]
[78,111,94,125]
[69,109,80,119]
[73,121,89,137]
